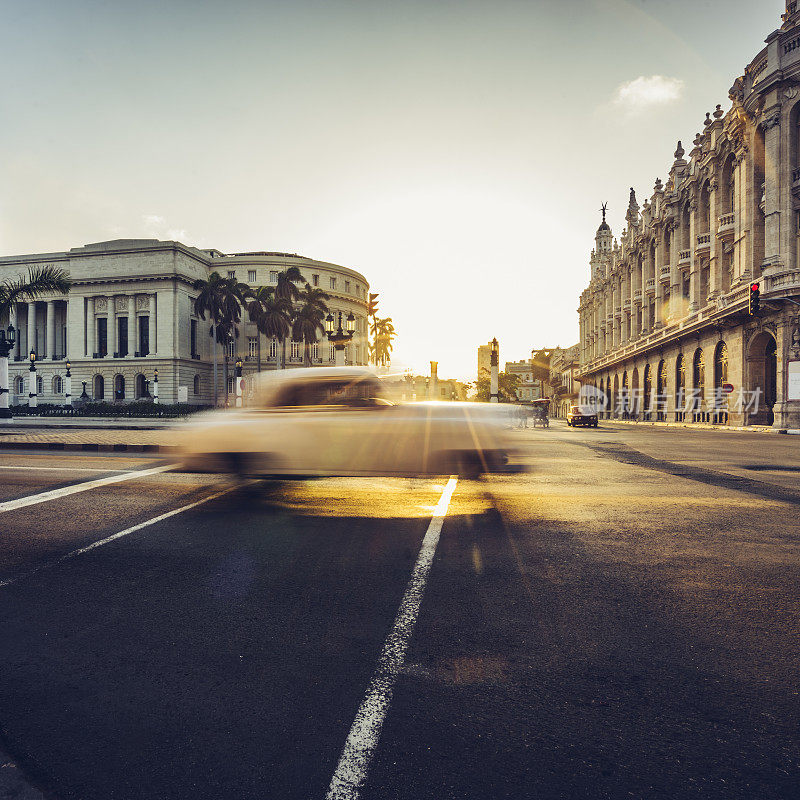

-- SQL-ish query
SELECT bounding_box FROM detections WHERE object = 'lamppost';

[324,311,355,367]
[489,338,500,403]
[0,323,17,421]
[235,357,243,407]
[64,360,72,408]
[153,368,159,404]
[29,350,37,410]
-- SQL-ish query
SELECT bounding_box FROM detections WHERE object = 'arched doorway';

[643,364,652,420]
[747,331,777,426]
[613,374,620,419]
[675,354,686,421]
[135,373,148,400]
[631,368,639,418]
[713,341,728,424]
[692,349,706,423]
[657,360,667,421]
[93,374,105,401]
[114,374,126,402]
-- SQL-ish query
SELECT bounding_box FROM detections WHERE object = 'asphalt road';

[0,422,799,800]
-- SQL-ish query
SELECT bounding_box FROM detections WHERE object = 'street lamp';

[325,311,356,367]
[0,323,17,421]
[235,357,244,407]
[29,350,37,410]
[65,359,72,409]
[153,368,159,405]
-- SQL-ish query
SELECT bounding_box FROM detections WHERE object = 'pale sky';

[0,0,786,380]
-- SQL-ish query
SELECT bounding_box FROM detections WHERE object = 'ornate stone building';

[578,3,800,429]
[0,239,370,406]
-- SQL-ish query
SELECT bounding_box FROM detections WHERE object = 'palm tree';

[372,317,396,367]
[253,289,293,369]
[274,267,304,367]
[367,293,380,366]
[274,266,304,303]
[292,284,330,366]
[246,285,275,372]
[193,272,251,405]
[0,266,71,418]
[0,265,72,319]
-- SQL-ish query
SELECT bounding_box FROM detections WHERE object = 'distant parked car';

[177,367,520,479]
[566,405,598,428]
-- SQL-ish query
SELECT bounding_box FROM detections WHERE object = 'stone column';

[87,297,96,357]
[27,303,36,358]
[708,178,720,299]
[111,296,119,356]
[46,300,55,360]
[689,198,700,312]
[669,222,680,319]
[763,110,782,269]
[10,305,18,360]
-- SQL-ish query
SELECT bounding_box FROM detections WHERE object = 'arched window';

[643,364,652,411]
[52,375,63,395]
[621,371,629,415]
[135,373,147,399]
[114,374,125,401]
[714,342,728,399]
[675,354,686,411]
[14,375,24,395]
[36,376,43,395]
[94,374,105,400]
[693,349,705,412]
[193,374,201,395]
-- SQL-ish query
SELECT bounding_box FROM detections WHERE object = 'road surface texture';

[0,421,798,800]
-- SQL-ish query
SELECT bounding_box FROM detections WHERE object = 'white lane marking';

[0,465,128,473]
[0,486,235,589]
[325,476,459,800]
[0,465,172,514]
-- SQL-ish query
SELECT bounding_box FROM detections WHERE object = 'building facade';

[505,348,554,402]
[578,3,800,429]
[477,341,495,382]
[549,345,581,418]
[0,239,370,406]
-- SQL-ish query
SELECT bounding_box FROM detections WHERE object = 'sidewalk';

[0,426,180,453]
[598,419,800,435]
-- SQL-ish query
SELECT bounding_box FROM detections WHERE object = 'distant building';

[505,347,556,402]
[384,374,468,401]
[550,345,581,418]
[477,340,495,382]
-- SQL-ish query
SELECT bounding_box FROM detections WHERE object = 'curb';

[0,442,172,453]
[599,420,783,434]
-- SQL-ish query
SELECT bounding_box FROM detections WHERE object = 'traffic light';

[368,293,380,318]
[748,282,760,315]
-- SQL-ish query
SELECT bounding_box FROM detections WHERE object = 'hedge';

[9,402,211,418]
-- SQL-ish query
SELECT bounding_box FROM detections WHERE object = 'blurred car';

[177,367,519,479]
[566,405,598,428]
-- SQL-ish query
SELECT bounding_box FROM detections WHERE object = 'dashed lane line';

[0,464,172,514]
[324,476,459,800]
[0,486,235,589]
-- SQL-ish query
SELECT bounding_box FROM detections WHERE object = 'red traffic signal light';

[748,282,760,315]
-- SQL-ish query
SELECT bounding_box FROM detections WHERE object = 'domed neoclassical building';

[578,2,800,429]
